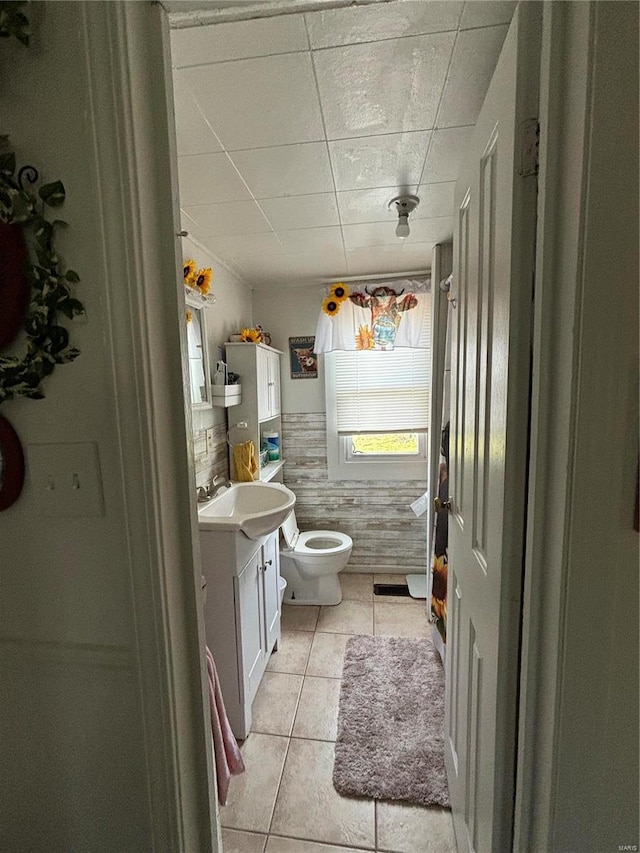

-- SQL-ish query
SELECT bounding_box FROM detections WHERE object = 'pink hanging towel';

[205,646,245,805]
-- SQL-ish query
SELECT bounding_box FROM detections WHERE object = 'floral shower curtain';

[431,422,449,646]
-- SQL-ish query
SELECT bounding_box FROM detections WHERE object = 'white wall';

[550,2,639,848]
[0,3,215,849]
[516,3,639,850]
[253,284,325,414]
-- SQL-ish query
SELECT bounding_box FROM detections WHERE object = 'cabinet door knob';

[265,559,273,566]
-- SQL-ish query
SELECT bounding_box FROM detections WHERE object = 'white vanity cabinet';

[201,527,281,740]
[226,342,283,482]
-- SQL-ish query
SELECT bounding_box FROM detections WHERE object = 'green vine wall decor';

[0,1,30,46]
[0,146,85,403]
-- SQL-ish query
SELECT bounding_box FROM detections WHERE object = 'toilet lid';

[281,508,299,548]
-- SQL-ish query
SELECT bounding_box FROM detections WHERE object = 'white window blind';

[334,343,431,435]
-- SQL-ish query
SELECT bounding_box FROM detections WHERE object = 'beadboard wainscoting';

[282,413,428,575]
[194,422,229,487]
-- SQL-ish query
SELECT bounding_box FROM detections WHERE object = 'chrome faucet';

[196,483,212,503]
[197,475,231,503]
[211,474,232,496]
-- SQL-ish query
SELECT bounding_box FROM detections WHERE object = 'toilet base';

[280,557,343,606]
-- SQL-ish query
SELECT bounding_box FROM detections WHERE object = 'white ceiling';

[169,1,515,288]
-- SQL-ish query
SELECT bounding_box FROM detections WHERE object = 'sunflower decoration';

[183,258,197,286]
[329,282,349,303]
[194,267,212,295]
[322,282,349,317]
[431,554,448,624]
[355,324,375,350]
[241,327,262,343]
[322,295,341,317]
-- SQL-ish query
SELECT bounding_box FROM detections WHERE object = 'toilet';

[279,508,352,606]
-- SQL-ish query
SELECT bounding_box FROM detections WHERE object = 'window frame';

[324,352,428,482]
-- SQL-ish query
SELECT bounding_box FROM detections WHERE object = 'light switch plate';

[27,441,104,517]
[205,428,214,454]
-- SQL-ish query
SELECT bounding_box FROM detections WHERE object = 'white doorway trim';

[82,2,219,849]
[515,2,639,849]
[513,3,595,847]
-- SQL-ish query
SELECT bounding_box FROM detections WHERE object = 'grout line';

[303,13,348,270]
[265,831,376,853]
[288,670,306,738]
[266,732,293,838]
[172,20,512,71]
[176,123,475,156]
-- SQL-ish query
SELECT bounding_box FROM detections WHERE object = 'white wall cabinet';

[226,342,283,482]
[201,528,281,740]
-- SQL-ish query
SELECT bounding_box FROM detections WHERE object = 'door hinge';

[518,118,539,177]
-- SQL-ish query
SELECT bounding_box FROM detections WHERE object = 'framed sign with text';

[289,336,317,379]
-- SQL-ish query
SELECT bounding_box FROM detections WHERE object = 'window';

[325,346,430,481]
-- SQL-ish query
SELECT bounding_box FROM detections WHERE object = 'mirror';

[185,297,212,409]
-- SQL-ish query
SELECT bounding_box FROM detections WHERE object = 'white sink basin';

[198,482,296,539]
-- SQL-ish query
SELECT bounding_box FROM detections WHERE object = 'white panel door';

[445,5,540,852]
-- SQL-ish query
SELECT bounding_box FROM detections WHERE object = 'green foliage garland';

[0,1,30,46]
[0,147,85,403]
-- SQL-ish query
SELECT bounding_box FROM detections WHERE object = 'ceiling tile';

[420,126,474,184]
[277,226,344,255]
[177,152,251,206]
[345,245,409,276]
[305,2,463,48]
[259,193,339,231]
[173,83,222,156]
[313,32,456,140]
[182,53,325,150]
[230,143,334,199]
[181,200,272,236]
[170,15,308,67]
[337,187,417,226]
[209,232,283,262]
[329,131,431,192]
[280,248,347,275]
[436,25,509,128]
[400,242,436,268]
[405,216,454,244]
[415,182,456,219]
[342,221,399,250]
[459,1,516,30]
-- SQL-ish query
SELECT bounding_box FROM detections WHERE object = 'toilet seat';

[295,530,352,555]
[281,510,352,556]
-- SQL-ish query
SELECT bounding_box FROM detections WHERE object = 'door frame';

[82,2,219,850]
[83,1,634,850]
[513,3,596,845]
[515,1,639,849]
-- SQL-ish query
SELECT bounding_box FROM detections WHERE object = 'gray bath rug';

[333,634,450,808]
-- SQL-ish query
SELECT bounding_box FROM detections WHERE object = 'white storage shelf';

[212,384,241,407]
[260,459,285,482]
[225,342,284,484]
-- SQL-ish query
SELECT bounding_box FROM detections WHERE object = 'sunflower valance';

[314,279,430,353]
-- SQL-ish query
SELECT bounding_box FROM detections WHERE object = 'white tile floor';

[220,573,455,853]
